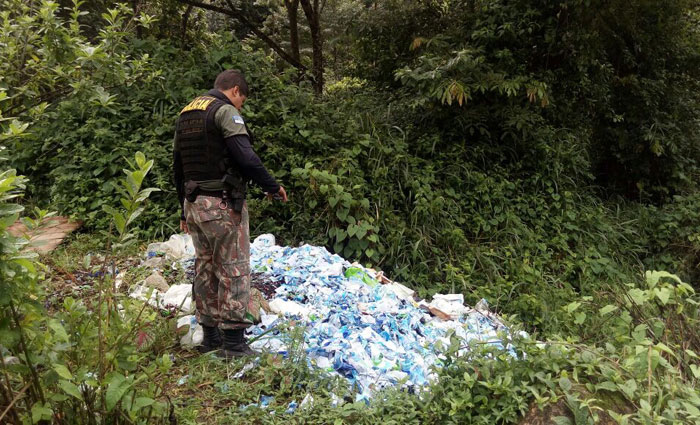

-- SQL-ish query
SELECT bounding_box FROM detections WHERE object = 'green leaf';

[105,374,130,412]
[645,270,682,288]
[627,288,647,305]
[599,305,617,315]
[355,225,368,240]
[135,187,159,202]
[619,379,637,399]
[135,151,146,168]
[49,319,70,342]
[53,364,73,380]
[336,229,347,243]
[558,377,572,392]
[59,380,82,399]
[336,208,349,222]
[102,204,118,216]
[552,417,572,425]
[31,402,53,423]
[595,381,617,392]
[13,257,36,273]
[690,364,700,379]
[654,342,676,358]
[682,401,700,416]
[130,396,155,412]
[113,212,126,234]
[564,301,581,313]
[654,287,671,305]
[0,203,24,216]
[126,206,145,226]
[607,411,630,425]
[130,170,145,188]
[0,212,19,230]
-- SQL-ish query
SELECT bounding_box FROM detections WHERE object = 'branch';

[176,0,306,71]
[298,0,314,23]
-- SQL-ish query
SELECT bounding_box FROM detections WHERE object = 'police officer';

[173,69,287,358]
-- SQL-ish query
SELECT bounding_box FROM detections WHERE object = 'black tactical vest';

[174,91,230,182]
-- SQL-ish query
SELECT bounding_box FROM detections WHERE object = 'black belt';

[197,190,224,198]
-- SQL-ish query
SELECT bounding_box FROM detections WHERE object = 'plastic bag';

[177,315,203,346]
[163,284,193,312]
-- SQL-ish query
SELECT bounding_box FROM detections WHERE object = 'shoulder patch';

[180,96,214,113]
[232,115,245,125]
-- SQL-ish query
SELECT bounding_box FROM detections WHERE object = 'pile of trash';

[130,234,516,401]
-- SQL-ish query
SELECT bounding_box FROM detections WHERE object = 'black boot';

[217,329,258,359]
[197,325,222,353]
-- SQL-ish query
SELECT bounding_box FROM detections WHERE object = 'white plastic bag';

[268,298,309,318]
[162,284,193,312]
[178,315,203,346]
[428,293,471,320]
[253,234,276,248]
[161,234,195,259]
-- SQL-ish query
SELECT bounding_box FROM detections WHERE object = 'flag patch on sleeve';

[233,115,245,125]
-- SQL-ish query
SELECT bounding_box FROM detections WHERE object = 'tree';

[283,0,301,64]
[298,0,324,93]
[177,0,312,81]
[177,0,327,93]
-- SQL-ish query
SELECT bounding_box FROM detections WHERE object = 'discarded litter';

[268,298,310,318]
[428,293,472,320]
[240,395,275,412]
[177,315,203,346]
[232,361,257,379]
[147,234,195,260]
[245,235,512,399]
[134,233,515,401]
[162,284,193,312]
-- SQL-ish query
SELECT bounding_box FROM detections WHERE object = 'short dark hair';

[214,69,249,96]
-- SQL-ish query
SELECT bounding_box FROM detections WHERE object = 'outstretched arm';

[224,134,281,194]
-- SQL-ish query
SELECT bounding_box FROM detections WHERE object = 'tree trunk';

[299,0,324,94]
[284,0,301,64]
[181,5,193,47]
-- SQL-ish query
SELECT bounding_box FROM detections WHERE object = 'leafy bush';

[404,270,700,424]
[0,153,173,424]
[355,0,700,201]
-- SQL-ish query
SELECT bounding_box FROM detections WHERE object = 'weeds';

[0,153,173,424]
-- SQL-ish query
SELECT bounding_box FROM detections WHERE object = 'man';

[173,69,287,358]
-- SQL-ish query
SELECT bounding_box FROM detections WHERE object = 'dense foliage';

[1,0,700,423]
[0,150,173,424]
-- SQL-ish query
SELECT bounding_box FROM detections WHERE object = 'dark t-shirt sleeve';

[225,134,280,193]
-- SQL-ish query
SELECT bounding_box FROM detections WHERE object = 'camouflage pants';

[184,196,253,330]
